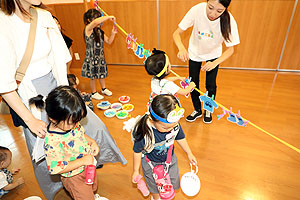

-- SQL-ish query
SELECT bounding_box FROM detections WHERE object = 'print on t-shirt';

[198,30,214,40]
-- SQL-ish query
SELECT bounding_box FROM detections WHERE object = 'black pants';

[189,58,219,112]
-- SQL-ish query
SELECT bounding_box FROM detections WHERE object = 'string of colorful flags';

[87,0,300,154]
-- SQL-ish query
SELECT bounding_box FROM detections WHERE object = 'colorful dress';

[81,28,108,79]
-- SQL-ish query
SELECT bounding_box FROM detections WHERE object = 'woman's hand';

[187,153,197,165]
[202,61,217,72]
[177,48,189,62]
[90,141,100,156]
[132,170,140,183]
[25,117,47,138]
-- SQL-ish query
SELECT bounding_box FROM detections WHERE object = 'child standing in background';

[29,86,108,200]
[82,9,117,100]
[145,49,196,106]
[131,94,197,200]
[67,73,94,111]
[0,147,24,198]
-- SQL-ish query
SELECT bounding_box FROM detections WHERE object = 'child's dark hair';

[134,94,179,149]
[0,146,10,163]
[67,74,77,87]
[29,86,87,126]
[83,9,104,43]
[145,49,169,80]
[216,0,232,42]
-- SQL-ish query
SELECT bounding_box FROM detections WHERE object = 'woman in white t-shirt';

[173,0,240,123]
[0,1,126,199]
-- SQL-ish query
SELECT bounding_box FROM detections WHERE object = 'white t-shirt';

[151,78,180,95]
[178,2,240,62]
[0,9,52,93]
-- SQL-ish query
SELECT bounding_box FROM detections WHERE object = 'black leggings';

[189,58,219,112]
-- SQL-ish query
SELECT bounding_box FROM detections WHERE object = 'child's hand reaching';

[108,15,116,22]
[189,81,196,88]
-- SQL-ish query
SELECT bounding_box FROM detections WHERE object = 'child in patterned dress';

[29,86,108,200]
[81,9,117,100]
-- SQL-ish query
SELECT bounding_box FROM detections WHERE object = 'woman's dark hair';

[29,86,87,126]
[0,0,46,16]
[145,49,169,80]
[83,9,104,43]
[134,94,179,149]
[0,146,10,162]
[218,0,232,42]
[67,74,77,87]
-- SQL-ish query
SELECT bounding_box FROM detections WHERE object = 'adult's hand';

[25,117,47,138]
[202,61,217,71]
[177,48,189,62]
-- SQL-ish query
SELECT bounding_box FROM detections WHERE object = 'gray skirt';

[141,154,180,194]
[23,72,127,200]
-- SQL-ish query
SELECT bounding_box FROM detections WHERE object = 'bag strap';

[15,7,38,83]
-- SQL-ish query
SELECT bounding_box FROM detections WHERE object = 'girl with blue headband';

[131,94,197,200]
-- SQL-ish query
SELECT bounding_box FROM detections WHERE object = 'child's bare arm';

[104,26,117,45]
[176,81,196,96]
[132,152,142,183]
[55,154,95,174]
[176,138,197,164]
[85,16,115,36]
[165,76,185,82]
[2,177,24,191]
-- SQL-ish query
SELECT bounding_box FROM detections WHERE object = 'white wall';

[43,0,83,4]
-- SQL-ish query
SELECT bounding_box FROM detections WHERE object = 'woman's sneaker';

[203,110,212,123]
[186,110,202,122]
[101,88,112,96]
[92,92,104,100]
[94,194,109,200]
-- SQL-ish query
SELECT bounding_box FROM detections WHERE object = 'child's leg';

[99,78,112,96]
[99,78,106,89]
[90,78,97,93]
[151,193,161,200]
[141,157,159,195]
[61,169,96,200]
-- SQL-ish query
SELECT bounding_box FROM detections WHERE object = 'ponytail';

[220,9,231,42]
[29,95,45,110]
[134,114,153,151]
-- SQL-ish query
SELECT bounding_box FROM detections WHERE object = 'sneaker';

[91,92,104,100]
[94,194,109,200]
[101,88,112,96]
[186,110,202,122]
[203,110,212,124]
